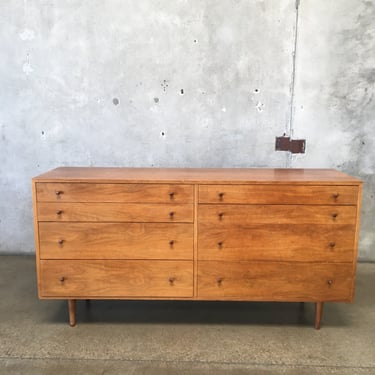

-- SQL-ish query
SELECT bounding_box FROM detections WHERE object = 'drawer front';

[39,222,193,260]
[198,205,357,225]
[198,261,353,301]
[40,260,193,297]
[199,185,358,205]
[37,183,193,203]
[198,224,355,262]
[37,203,194,223]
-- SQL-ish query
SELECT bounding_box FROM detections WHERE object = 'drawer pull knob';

[329,241,336,248]
[218,192,224,200]
[217,241,223,248]
[332,212,338,219]
[60,277,65,283]
[169,277,175,285]
[217,278,223,286]
[218,212,224,220]
[332,192,339,199]
[327,279,333,286]
[58,239,64,245]
[56,210,63,215]
[169,211,175,219]
[55,190,63,196]
[169,192,175,199]
[169,240,174,246]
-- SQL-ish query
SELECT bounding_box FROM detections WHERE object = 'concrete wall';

[292,1,375,259]
[0,0,374,259]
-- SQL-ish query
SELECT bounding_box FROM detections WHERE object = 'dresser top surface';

[33,167,361,185]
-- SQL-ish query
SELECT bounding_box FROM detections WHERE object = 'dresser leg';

[315,302,324,330]
[68,299,76,327]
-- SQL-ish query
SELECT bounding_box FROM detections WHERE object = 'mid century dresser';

[32,168,362,329]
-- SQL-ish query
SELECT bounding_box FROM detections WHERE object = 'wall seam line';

[287,0,300,167]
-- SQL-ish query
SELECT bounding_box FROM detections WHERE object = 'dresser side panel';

[32,181,42,298]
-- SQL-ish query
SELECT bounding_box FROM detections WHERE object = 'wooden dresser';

[32,168,362,329]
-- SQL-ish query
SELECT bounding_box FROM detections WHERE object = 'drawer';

[198,205,357,225]
[37,183,193,203]
[197,261,353,301]
[39,222,193,260]
[199,185,358,205]
[198,224,355,262]
[40,260,193,297]
[37,203,194,223]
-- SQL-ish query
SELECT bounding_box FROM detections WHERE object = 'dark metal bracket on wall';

[275,135,306,154]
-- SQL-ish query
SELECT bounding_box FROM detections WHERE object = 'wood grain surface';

[37,183,193,203]
[198,224,355,262]
[198,261,353,301]
[199,185,358,205]
[33,167,362,185]
[39,222,193,260]
[40,260,193,297]
[198,204,357,225]
[37,202,194,223]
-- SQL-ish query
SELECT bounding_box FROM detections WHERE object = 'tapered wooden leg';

[315,302,324,330]
[68,299,76,327]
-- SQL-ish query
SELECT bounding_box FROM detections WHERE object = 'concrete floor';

[0,256,374,374]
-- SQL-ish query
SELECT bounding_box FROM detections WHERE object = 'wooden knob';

[169,211,175,218]
[56,210,63,215]
[169,240,174,246]
[218,192,224,200]
[327,279,333,286]
[169,277,175,284]
[332,212,338,219]
[218,212,224,220]
[329,241,336,248]
[217,277,223,286]
[169,192,175,199]
[55,190,63,196]
[332,192,339,199]
[60,276,65,282]
[217,241,223,248]
[58,239,64,245]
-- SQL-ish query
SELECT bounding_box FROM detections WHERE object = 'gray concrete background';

[0,0,374,258]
